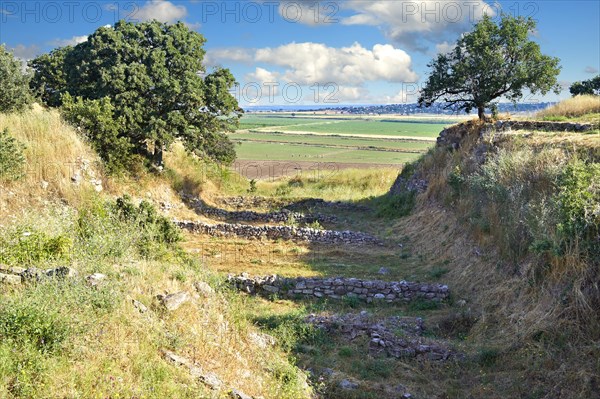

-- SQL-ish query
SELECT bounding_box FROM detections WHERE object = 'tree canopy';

[570,76,600,96]
[418,14,561,120]
[29,20,241,170]
[0,45,33,113]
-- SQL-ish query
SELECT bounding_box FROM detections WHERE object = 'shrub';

[0,128,25,181]
[0,293,71,353]
[375,190,416,218]
[112,195,182,257]
[0,229,73,266]
[555,161,600,261]
[60,94,137,175]
[0,45,33,113]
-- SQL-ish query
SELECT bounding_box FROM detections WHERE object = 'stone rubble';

[182,195,337,225]
[162,350,256,399]
[306,313,461,361]
[216,196,371,213]
[228,274,449,303]
[0,265,85,284]
[157,291,191,311]
[176,220,384,246]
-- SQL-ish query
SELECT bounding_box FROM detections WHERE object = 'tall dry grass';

[536,94,600,119]
[0,105,102,218]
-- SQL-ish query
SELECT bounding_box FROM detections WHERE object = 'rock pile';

[227,274,449,303]
[176,220,383,246]
[0,265,79,284]
[183,196,336,224]
[437,120,595,149]
[306,313,460,361]
[216,196,371,213]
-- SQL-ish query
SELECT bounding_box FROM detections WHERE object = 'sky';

[1,0,599,107]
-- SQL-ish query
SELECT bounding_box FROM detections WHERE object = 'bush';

[0,229,73,266]
[555,161,600,261]
[112,195,182,257]
[60,94,137,175]
[0,45,33,113]
[0,292,71,353]
[375,190,416,218]
[0,128,25,181]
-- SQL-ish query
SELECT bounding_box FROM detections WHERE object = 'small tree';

[29,20,241,169]
[570,76,600,96]
[0,128,26,181]
[418,14,561,120]
[0,45,33,113]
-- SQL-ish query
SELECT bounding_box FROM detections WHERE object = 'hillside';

[1,98,599,398]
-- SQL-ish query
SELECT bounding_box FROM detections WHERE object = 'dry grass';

[536,95,600,120]
[0,105,102,219]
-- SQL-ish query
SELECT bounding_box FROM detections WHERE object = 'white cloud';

[131,0,187,23]
[8,44,41,60]
[435,41,455,54]
[341,0,494,51]
[584,66,599,74]
[254,42,418,85]
[205,47,254,67]
[50,35,88,47]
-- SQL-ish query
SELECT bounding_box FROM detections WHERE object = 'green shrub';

[0,293,71,353]
[0,45,33,113]
[0,229,73,266]
[60,94,137,175]
[375,190,416,218]
[555,161,600,261]
[0,128,25,181]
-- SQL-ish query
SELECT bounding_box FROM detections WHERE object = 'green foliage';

[375,191,416,218]
[0,289,71,353]
[0,128,26,181]
[477,348,501,367]
[60,94,137,175]
[254,311,327,353]
[248,179,257,194]
[112,195,182,257]
[570,75,600,96]
[0,229,73,266]
[29,20,241,168]
[555,161,600,260]
[418,13,561,119]
[0,45,33,113]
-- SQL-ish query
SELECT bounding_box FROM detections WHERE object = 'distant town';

[244,102,555,115]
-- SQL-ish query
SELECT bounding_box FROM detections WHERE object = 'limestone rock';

[132,299,148,313]
[46,267,79,279]
[86,273,107,286]
[158,291,191,311]
[193,281,215,297]
[0,273,22,285]
[339,379,359,390]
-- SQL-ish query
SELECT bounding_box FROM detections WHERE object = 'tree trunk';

[153,140,164,168]
[477,105,485,120]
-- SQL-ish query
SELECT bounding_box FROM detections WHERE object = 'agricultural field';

[231,113,462,172]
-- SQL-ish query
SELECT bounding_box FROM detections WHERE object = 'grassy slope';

[0,107,312,399]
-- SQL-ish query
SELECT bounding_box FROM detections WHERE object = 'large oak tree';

[30,20,241,169]
[418,14,561,120]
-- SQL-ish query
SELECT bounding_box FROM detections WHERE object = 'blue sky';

[1,0,598,106]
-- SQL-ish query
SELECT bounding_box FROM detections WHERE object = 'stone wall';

[182,196,337,224]
[176,220,383,246]
[437,120,595,149]
[228,274,449,303]
[216,196,371,213]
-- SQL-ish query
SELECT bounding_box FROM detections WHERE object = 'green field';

[233,113,450,166]
[229,132,434,152]
[233,141,422,164]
